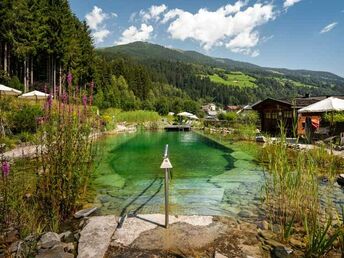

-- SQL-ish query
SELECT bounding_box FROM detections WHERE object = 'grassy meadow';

[207,71,257,88]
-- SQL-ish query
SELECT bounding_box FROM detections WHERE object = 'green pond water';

[92,131,265,218]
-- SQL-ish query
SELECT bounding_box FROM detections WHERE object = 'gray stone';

[271,246,293,258]
[74,233,80,241]
[74,207,98,219]
[36,245,74,258]
[59,231,73,243]
[39,232,61,249]
[55,242,75,253]
[215,251,228,258]
[78,215,117,258]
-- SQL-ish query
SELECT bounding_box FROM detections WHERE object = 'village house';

[202,103,218,120]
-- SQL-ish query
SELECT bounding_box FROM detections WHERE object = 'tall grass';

[260,121,344,256]
[115,110,160,123]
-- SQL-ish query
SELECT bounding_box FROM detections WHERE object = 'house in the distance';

[202,103,216,112]
[224,105,241,112]
[202,103,218,120]
[251,95,344,136]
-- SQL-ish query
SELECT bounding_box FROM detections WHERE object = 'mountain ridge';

[97,41,344,82]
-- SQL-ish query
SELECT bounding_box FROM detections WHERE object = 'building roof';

[253,95,344,111]
[251,98,292,110]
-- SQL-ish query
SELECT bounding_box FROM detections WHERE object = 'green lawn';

[274,77,315,88]
[207,71,256,88]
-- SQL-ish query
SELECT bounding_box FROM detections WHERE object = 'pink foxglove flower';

[82,95,87,107]
[67,72,73,86]
[2,161,10,177]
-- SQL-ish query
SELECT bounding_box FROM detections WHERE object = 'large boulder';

[78,215,117,258]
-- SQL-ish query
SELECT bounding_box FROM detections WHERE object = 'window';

[272,112,278,119]
[265,112,271,119]
[284,111,292,118]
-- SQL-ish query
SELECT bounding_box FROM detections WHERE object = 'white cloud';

[140,4,167,22]
[93,29,110,43]
[111,12,118,18]
[161,1,275,55]
[283,0,302,8]
[85,6,108,30]
[129,12,137,22]
[116,24,154,45]
[320,22,338,34]
[85,6,112,44]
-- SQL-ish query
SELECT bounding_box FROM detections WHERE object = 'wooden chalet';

[252,95,344,136]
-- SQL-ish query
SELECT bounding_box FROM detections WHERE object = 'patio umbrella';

[177,112,194,118]
[189,114,199,120]
[298,97,344,129]
[298,97,344,113]
[18,90,51,101]
[0,84,22,96]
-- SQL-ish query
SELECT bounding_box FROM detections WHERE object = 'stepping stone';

[78,216,117,258]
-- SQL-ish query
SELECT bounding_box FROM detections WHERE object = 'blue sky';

[69,0,344,77]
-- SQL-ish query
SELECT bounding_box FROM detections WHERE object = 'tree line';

[0,0,94,94]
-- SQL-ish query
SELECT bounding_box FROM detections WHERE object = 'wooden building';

[251,96,344,136]
[252,98,295,135]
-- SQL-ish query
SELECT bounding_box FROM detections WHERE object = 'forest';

[1,0,344,115]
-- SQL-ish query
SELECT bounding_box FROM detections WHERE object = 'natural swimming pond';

[92,131,265,218]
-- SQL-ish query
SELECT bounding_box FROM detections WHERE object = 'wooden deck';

[164,125,191,131]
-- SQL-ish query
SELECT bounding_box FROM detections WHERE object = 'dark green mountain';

[98,41,344,86]
[95,41,344,106]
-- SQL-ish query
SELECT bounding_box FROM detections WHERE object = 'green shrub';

[10,104,43,134]
[8,76,24,91]
[115,110,160,123]
[323,112,344,123]
[218,112,238,121]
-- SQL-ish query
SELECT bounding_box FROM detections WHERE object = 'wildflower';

[36,116,45,125]
[82,95,87,107]
[2,161,10,177]
[89,81,94,106]
[47,94,53,108]
[62,92,68,104]
[67,72,73,86]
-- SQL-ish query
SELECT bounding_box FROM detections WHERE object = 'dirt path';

[3,144,40,159]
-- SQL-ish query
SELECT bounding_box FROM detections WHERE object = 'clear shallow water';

[92,131,265,217]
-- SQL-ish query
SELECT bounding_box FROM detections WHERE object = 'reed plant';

[261,121,344,256]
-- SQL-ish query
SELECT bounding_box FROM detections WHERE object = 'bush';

[10,104,43,134]
[8,76,24,91]
[218,112,238,121]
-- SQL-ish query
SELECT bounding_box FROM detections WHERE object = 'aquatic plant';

[260,120,343,256]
